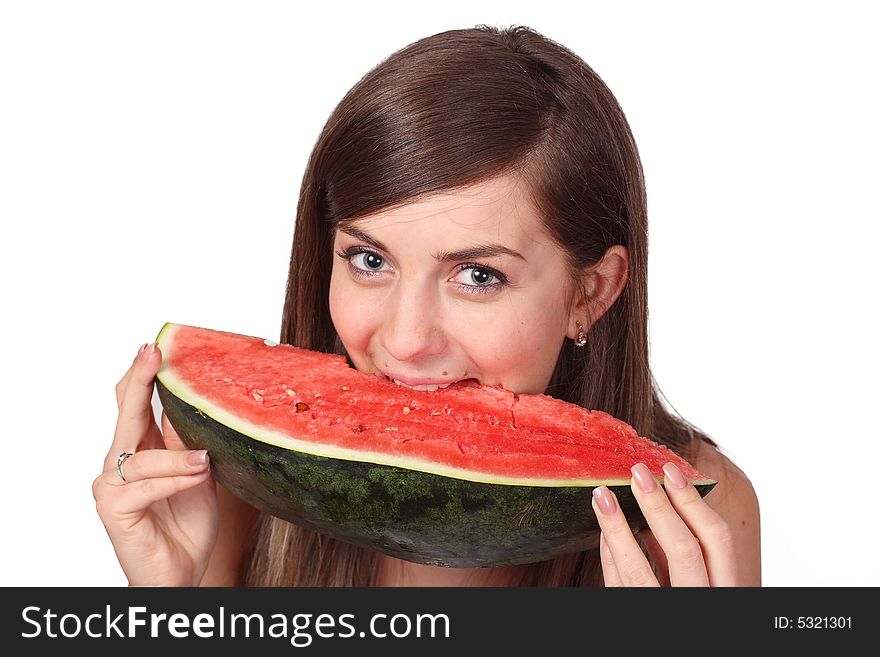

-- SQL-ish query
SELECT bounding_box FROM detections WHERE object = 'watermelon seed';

[222,377,233,383]
[339,385,350,391]
[286,389,296,396]
[295,402,310,412]
[402,406,410,414]
[251,392,263,401]
[430,411,442,416]
[263,339,278,347]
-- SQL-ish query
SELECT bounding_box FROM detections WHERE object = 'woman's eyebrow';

[338,226,527,262]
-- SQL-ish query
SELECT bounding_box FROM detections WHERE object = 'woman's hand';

[591,462,739,586]
[92,343,219,586]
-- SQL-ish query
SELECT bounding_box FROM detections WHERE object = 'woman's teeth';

[391,379,455,392]
[386,377,479,391]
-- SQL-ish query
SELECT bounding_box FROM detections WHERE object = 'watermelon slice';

[155,322,716,567]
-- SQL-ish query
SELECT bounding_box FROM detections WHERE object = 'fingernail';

[662,462,688,489]
[632,463,659,493]
[186,450,208,467]
[592,486,617,516]
[137,342,157,363]
[134,344,148,362]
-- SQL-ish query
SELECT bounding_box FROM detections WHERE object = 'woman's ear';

[568,245,629,338]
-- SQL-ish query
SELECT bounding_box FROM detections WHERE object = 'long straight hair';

[246,25,720,587]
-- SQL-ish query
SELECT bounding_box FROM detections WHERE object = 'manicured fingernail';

[186,450,208,466]
[137,342,157,362]
[592,486,617,516]
[662,462,688,489]
[631,463,658,493]
[134,344,148,363]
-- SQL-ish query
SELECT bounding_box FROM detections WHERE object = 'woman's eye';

[454,266,499,287]
[336,247,508,296]
[353,251,387,271]
[334,247,390,280]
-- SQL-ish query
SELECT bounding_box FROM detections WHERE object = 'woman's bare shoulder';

[692,442,762,585]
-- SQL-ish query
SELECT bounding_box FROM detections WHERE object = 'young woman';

[95,25,761,587]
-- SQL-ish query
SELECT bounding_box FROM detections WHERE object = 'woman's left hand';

[591,461,739,586]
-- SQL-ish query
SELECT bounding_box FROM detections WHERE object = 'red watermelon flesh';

[157,323,712,487]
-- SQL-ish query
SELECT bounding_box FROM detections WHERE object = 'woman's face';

[328,174,578,395]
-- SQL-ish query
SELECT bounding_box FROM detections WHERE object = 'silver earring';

[574,320,587,347]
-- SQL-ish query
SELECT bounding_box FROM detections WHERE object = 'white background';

[2,0,877,586]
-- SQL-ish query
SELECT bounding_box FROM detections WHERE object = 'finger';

[160,412,189,451]
[115,344,150,410]
[631,463,709,586]
[637,529,671,587]
[599,532,623,587]
[591,486,659,587]
[103,470,213,517]
[104,448,210,487]
[105,343,162,471]
[661,461,739,587]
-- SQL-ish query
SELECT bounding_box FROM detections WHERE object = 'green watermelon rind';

[155,376,716,568]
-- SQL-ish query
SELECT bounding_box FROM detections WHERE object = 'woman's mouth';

[381,374,479,392]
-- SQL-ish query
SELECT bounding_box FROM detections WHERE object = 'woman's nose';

[380,285,447,363]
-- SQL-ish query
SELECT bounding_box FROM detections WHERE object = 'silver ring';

[116,452,134,482]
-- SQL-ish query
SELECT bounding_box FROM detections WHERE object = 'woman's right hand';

[93,342,219,586]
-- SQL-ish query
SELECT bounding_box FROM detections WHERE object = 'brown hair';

[246,24,720,587]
